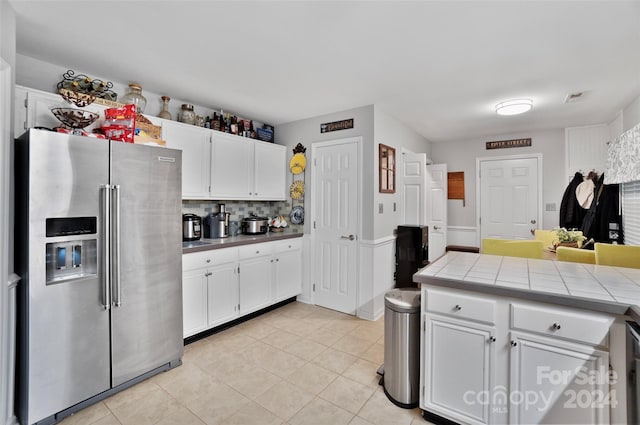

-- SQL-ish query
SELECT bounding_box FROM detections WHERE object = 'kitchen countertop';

[182,229,303,254]
[414,251,640,322]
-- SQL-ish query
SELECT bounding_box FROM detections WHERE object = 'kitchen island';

[413,251,640,425]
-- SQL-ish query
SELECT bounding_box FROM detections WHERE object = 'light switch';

[545,203,556,212]
[379,203,384,213]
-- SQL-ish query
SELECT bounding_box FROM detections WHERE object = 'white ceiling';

[9,1,640,143]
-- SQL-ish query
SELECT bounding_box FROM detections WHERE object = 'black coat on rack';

[559,172,587,229]
[582,173,623,243]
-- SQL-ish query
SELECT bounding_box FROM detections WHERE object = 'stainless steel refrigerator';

[15,129,184,425]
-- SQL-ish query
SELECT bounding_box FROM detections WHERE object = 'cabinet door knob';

[489,336,496,343]
[511,340,518,347]
[454,304,462,311]
[276,258,279,262]
[206,259,211,263]
[256,251,259,254]
[552,322,561,330]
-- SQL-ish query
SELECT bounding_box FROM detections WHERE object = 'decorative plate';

[289,153,307,175]
[289,206,304,225]
[289,180,305,200]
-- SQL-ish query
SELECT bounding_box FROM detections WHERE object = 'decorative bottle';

[120,83,147,114]
[158,96,172,120]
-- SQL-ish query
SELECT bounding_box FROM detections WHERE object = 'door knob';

[340,235,355,241]
[530,219,536,224]
[433,225,440,231]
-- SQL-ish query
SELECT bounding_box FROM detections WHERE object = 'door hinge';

[313,283,316,292]
[313,221,316,229]
[24,98,28,108]
[238,303,240,311]
[237,266,240,274]
[479,217,482,225]
[314,158,317,166]
[208,185,211,193]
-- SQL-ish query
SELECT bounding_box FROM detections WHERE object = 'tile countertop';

[182,229,303,254]
[414,251,640,323]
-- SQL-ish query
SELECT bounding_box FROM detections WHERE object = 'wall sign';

[321,118,354,133]
[486,138,531,150]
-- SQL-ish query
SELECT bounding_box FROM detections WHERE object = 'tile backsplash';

[182,200,303,231]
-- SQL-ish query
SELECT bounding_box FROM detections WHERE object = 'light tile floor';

[59,302,430,425]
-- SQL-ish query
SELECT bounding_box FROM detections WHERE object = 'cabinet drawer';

[183,248,238,270]
[426,288,496,325]
[510,303,614,347]
[238,242,273,260]
[272,238,302,252]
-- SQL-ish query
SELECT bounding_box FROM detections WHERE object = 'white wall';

[275,105,375,238]
[373,106,431,239]
[622,94,640,132]
[431,129,566,232]
[1,1,17,423]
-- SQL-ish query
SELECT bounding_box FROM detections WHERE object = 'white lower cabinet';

[207,263,239,328]
[421,286,617,425]
[238,243,274,315]
[509,331,610,425]
[182,267,209,337]
[182,238,302,337]
[423,315,495,425]
[273,239,302,302]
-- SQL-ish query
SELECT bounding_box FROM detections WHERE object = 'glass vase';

[120,83,147,114]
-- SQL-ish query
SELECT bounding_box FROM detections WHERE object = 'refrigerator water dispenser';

[45,217,98,284]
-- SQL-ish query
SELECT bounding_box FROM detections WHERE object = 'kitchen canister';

[229,221,239,237]
[179,104,195,125]
[120,83,147,114]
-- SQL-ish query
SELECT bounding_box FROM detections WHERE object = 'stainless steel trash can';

[383,288,421,408]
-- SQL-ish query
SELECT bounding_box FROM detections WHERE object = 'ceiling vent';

[564,92,587,103]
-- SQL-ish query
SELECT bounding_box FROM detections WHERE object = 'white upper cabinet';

[210,132,253,199]
[162,121,211,199]
[210,132,285,201]
[254,142,286,200]
[16,85,106,133]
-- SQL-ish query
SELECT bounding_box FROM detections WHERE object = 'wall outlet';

[378,203,384,214]
[545,203,556,212]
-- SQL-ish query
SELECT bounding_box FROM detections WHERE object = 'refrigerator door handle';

[112,184,122,307]
[101,184,111,310]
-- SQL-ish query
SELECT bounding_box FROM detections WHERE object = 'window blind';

[622,180,640,245]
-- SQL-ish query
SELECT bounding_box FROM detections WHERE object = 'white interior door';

[312,138,359,314]
[401,151,427,225]
[427,164,447,261]
[478,156,541,241]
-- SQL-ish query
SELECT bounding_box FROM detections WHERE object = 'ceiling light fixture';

[495,98,533,116]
